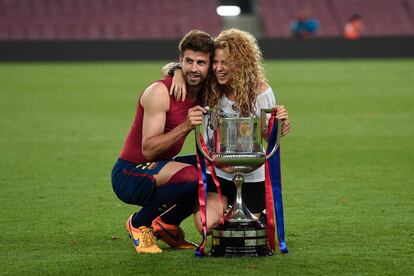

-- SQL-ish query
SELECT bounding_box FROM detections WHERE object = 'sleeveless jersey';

[119,77,200,164]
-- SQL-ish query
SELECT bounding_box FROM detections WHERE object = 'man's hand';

[275,105,291,136]
[184,106,206,130]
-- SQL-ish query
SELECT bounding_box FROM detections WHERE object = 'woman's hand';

[161,62,187,101]
[161,62,175,77]
[170,69,186,101]
[275,105,291,136]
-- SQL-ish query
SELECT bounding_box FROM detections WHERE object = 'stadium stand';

[258,0,414,38]
[0,0,221,40]
[331,0,414,37]
[1,0,414,40]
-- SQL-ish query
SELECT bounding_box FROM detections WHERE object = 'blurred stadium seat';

[1,0,414,40]
[0,0,221,40]
[258,0,414,38]
[331,0,414,37]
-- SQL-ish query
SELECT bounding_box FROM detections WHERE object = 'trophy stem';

[226,173,257,223]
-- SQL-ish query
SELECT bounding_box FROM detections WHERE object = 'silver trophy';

[196,109,281,257]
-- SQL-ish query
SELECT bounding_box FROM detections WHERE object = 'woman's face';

[212,48,230,85]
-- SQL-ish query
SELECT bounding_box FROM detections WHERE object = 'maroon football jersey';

[119,77,200,164]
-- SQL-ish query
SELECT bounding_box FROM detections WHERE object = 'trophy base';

[209,220,272,257]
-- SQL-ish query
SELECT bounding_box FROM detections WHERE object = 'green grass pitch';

[0,59,413,275]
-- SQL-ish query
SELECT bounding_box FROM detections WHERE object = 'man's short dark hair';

[178,30,215,59]
[350,14,362,21]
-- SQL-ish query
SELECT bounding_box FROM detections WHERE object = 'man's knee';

[150,165,198,209]
[154,161,197,186]
[169,165,198,184]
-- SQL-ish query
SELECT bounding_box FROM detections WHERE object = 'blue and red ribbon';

[195,146,208,257]
[195,132,223,257]
[265,111,288,254]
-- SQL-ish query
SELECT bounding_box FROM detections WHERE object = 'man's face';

[180,50,211,88]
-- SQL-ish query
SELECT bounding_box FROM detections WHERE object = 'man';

[343,14,363,40]
[291,8,320,39]
[111,30,214,254]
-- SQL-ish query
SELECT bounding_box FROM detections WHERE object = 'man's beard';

[185,72,204,86]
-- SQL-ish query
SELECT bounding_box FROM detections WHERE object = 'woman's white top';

[207,87,276,182]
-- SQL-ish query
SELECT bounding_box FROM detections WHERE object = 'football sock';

[160,198,195,226]
[132,166,197,228]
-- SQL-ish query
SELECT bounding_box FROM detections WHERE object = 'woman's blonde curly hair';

[203,29,267,117]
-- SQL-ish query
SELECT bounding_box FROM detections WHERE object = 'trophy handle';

[261,108,282,160]
[195,109,214,163]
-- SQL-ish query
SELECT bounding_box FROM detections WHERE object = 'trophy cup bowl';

[196,109,281,257]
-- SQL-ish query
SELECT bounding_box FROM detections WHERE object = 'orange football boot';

[126,214,162,254]
[151,216,198,250]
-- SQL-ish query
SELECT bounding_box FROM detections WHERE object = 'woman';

[165,29,291,233]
